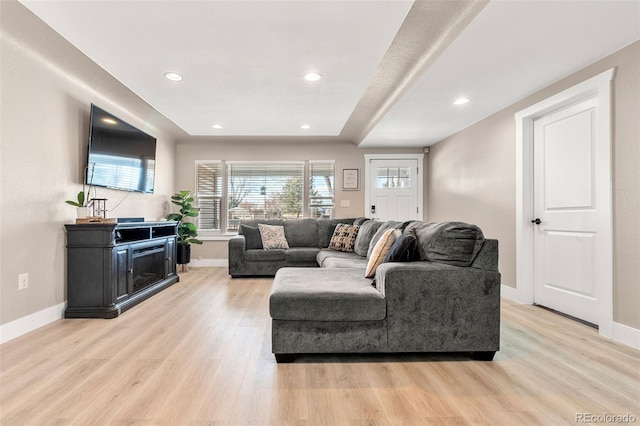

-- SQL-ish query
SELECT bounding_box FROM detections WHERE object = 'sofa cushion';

[259,224,290,250]
[406,221,485,266]
[285,247,321,263]
[284,219,319,247]
[383,228,418,263]
[365,229,398,278]
[353,220,382,257]
[245,249,286,262]
[328,223,360,252]
[239,224,263,250]
[317,249,364,267]
[353,217,369,226]
[270,268,386,321]
[367,221,402,259]
[322,256,369,269]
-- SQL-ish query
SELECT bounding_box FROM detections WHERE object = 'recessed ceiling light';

[164,72,183,82]
[303,72,322,82]
[211,124,222,129]
[453,97,470,105]
[300,124,311,130]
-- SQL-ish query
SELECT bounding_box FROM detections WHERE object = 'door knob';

[531,218,542,225]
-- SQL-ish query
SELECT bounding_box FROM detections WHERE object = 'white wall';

[428,41,640,330]
[175,140,424,261]
[0,1,185,333]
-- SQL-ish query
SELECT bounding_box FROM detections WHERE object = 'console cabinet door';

[114,246,132,302]
[166,238,177,278]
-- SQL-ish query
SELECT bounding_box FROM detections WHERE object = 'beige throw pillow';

[258,224,289,250]
[364,229,397,278]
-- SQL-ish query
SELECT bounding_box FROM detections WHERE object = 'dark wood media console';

[64,221,179,318]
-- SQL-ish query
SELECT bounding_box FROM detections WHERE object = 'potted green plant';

[65,166,95,218]
[167,190,203,266]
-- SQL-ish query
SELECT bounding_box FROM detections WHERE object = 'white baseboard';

[501,283,521,302]
[612,321,640,350]
[0,302,66,345]
[187,258,227,267]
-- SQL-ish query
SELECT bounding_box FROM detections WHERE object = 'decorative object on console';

[90,198,108,218]
[65,191,90,218]
[167,190,202,270]
[65,164,96,218]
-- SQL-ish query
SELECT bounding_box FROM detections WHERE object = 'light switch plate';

[340,200,351,207]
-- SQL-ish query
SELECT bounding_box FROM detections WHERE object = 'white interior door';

[533,97,606,325]
[368,159,419,222]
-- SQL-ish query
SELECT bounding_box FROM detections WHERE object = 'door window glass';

[376,167,412,188]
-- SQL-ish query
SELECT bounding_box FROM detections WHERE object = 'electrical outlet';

[18,273,29,290]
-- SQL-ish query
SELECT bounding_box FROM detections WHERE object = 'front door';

[532,97,607,325]
[368,159,419,222]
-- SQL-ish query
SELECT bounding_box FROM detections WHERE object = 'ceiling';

[18,0,640,148]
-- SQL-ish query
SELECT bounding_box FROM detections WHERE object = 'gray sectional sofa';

[228,217,364,277]
[228,218,501,362]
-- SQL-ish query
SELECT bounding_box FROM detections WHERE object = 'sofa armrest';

[228,235,246,275]
[229,234,246,253]
[375,262,501,352]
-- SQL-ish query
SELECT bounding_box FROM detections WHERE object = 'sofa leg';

[274,354,295,363]
[471,351,496,361]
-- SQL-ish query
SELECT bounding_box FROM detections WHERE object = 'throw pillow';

[258,224,289,250]
[364,229,397,278]
[239,224,263,250]
[328,223,360,252]
[366,221,402,259]
[383,228,418,263]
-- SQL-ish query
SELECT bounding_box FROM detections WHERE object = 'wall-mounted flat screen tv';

[87,104,156,193]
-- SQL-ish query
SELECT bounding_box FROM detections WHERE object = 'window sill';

[197,232,238,241]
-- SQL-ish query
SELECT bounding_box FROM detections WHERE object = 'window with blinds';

[227,162,304,231]
[195,160,334,234]
[309,161,335,219]
[195,162,222,231]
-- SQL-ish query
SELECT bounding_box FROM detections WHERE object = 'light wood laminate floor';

[1,267,638,425]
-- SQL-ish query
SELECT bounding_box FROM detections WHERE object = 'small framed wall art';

[342,168,359,190]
